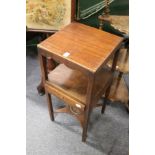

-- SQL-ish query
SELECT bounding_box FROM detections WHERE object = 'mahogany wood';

[39,23,123,74]
[46,92,54,121]
[38,23,123,142]
[47,64,113,105]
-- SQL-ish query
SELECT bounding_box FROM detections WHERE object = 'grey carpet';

[26,55,129,155]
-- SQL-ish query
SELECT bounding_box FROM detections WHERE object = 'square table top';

[38,22,123,73]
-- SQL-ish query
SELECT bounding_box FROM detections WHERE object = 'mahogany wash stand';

[38,22,123,142]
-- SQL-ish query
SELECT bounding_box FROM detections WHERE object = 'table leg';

[46,91,54,121]
[82,76,95,142]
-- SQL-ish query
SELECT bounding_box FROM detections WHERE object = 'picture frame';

[26,0,76,33]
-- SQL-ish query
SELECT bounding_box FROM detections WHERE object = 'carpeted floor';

[26,54,129,155]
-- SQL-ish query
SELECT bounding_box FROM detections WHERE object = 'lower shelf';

[46,64,112,109]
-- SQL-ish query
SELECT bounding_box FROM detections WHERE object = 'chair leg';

[37,78,45,96]
[45,92,54,121]
[101,98,107,114]
[101,85,111,114]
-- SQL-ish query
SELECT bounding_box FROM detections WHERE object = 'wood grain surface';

[38,22,123,73]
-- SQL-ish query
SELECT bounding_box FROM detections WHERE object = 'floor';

[26,53,129,155]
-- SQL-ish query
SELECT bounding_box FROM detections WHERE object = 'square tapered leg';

[46,92,54,121]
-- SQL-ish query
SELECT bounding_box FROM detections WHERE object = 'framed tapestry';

[26,0,76,32]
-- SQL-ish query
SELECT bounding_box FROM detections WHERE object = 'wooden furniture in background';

[98,0,129,111]
[38,22,123,142]
[106,47,129,109]
[98,0,129,33]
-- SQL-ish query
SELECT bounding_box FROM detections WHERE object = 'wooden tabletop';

[38,22,123,73]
